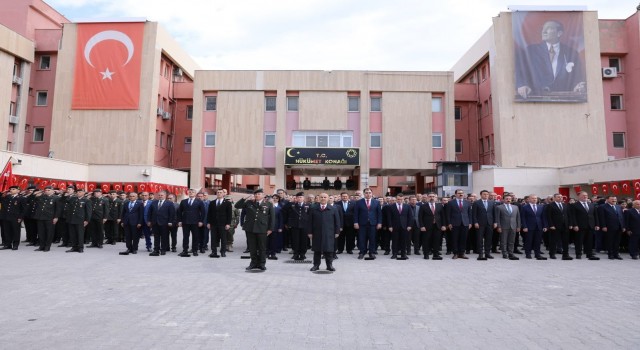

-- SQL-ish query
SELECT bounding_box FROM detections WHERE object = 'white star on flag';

[100,68,115,80]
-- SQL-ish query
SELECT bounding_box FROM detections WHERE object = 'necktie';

[366,200,370,209]
[483,200,487,209]
[321,205,325,211]
[458,200,462,210]
[558,202,563,211]
[189,199,193,206]
[398,204,402,212]
[217,200,221,206]
[159,200,163,208]
[549,45,555,62]
[343,202,348,212]
[129,202,133,211]
[430,203,435,214]
[506,204,511,214]
[583,202,589,211]
[532,204,536,213]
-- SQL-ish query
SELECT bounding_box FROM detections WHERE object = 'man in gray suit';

[495,194,521,260]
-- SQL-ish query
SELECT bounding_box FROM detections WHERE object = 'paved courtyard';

[1,230,639,350]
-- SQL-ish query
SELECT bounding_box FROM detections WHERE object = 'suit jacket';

[495,203,520,231]
[472,199,495,227]
[569,201,599,230]
[148,199,176,226]
[207,198,232,227]
[520,203,547,231]
[353,198,382,227]
[598,204,625,232]
[336,200,355,228]
[285,201,311,229]
[624,208,640,235]
[386,202,414,231]
[445,199,471,227]
[516,42,584,96]
[2,195,25,220]
[121,200,144,226]
[177,197,206,225]
[65,196,92,224]
[418,202,444,230]
[308,204,341,252]
[545,202,570,230]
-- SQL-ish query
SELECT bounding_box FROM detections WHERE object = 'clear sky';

[47,0,638,71]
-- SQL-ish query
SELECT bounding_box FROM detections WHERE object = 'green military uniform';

[34,193,59,251]
[105,195,122,244]
[235,196,275,270]
[64,195,92,253]
[88,194,108,247]
[227,199,239,250]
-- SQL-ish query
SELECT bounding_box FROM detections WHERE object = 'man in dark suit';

[207,189,232,258]
[569,191,600,260]
[445,189,472,259]
[285,192,311,260]
[353,188,382,260]
[147,190,176,256]
[119,192,144,255]
[386,193,413,259]
[472,190,497,260]
[0,186,25,250]
[418,192,445,260]
[495,194,520,260]
[624,200,640,259]
[167,193,180,252]
[308,193,341,271]
[235,189,275,271]
[140,192,153,252]
[545,193,572,260]
[177,189,206,257]
[336,192,355,254]
[516,20,586,101]
[598,195,626,260]
[408,195,422,255]
[380,196,394,255]
[519,194,548,260]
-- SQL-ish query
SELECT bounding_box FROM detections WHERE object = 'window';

[432,97,442,112]
[265,96,276,111]
[264,132,276,147]
[454,106,461,120]
[611,95,623,110]
[33,127,45,142]
[613,132,625,148]
[291,131,354,148]
[167,135,172,150]
[204,132,216,147]
[39,56,51,70]
[432,133,443,148]
[455,139,463,154]
[36,91,48,106]
[370,133,381,148]
[371,97,381,112]
[205,96,217,111]
[184,137,192,152]
[9,102,16,116]
[160,132,165,148]
[609,57,621,72]
[186,105,193,120]
[483,101,489,116]
[481,66,487,81]
[348,97,359,112]
[287,97,298,111]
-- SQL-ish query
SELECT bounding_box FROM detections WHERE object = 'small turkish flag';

[101,183,110,193]
[72,22,144,109]
[611,183,620,195]
[113,183,122,191]
[58,181,67,190]
[591,185,598,195]
[76,182,86,190]
[138,183,147,192]
[18,177,29,190]
[601,183,608,194]
[634,180,640,192]
[40,180,49,189]
[124,184,134,193]
[621,182,631,194]
[50,180,57,189]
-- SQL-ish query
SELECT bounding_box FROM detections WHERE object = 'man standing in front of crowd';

[545,193,573,260]
[336,192,356,254]
[167,194,180,252]
[177,189,206,257]
[34,186,58,252]
[520,194,547,260]
[104,190,121,245]
[286,192,311,261]
[598,195,625,260]
[207,189,232,258]
[569,191,600,260]
[386,193,413,260]
[495,194,520,260]
[235,189,275,271]
[445,189,472,259]
[147,190,175,256]
[308,193,340,272]
[472,190,496,260]
[354,188,382,260]
[140,192,153,252]
[624,200,640,259]
[418,192,445,260]
[65,187,92,253]
[119,192,144,255]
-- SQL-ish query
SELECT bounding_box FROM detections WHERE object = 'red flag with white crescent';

[58,181,67,190]
[634,179,640,192]
[101,183,111,193]
[113,183,122,191]
[601,183,608,194]
[611,182,620,195]
[124,184,134,193]
[621,181,631,194]
[0,160,14,192]
[591,185,598,195]
[138,183,147,192]
[87,182,97,192]
[72,22,144,109]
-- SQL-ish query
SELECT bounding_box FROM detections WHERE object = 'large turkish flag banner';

[72,22,144,109]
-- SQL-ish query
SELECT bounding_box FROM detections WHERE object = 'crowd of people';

[1,184,639,273]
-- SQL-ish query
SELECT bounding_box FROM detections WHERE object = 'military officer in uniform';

[65,187,92,253]
[34,186,59,252]
[0,186,26,250]
[56,185,73,247]
[24,186,39,246]
[87,189,108,248]
[235,189,275,271]
[285,192,311,261]
[104,190,122,245]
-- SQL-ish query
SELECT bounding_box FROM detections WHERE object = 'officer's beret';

[9,185,18,190]
[296,192,304,197]
[253,189,263,194]
[27,185,36,190]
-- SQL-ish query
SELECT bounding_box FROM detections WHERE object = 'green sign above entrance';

[285,148,360,166]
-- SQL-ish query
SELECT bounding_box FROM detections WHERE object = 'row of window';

[204,96,444,113]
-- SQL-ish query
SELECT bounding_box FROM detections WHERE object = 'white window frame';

[287,97,299,111]
[36,91,48,106]
[204,132,216,147]
[39,55,51,70]
[611,95,623,110]
[291,131,354,148]
[432,133,443,148]
[264,132,276,147]
[205,96,217,111]
[348,97,360,112]
[33,127,45,142]
[370,133,382,148]
[432,97,442,112]
[265,96,277,112]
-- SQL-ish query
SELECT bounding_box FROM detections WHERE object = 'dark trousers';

[54,218,66,243]
[606,229,622,257]
[152,224,170,252]
[548,228,570,257]
[37,219,54,249]
[628,233,640,257]
[141,225,152,250]
[451,225,469,255]
[123,223,141,252]
[200,226,209,249]
[268,231,283,255]
[466,227,477,253]
[169,225,178,249]
[574,227,594,256]
[25,218,37,244]
[182,224,199,252]
[313,251,333,267]
[247,232,267,267]
[391,228,408,255]
[523,229,543,256]
[421,225,442,256]
[476,224,493,256]
[210,225,228,253]
[3,220,21,248]
[104,220,118,242]
[68,223,85,250]
[337,226,356,252]
[411,229,421,253]
[380,228,391,252]
[291,227,308,257]
[88,219,104,247]
[445,230,453,252]
[282,227,291,248]
[358,224,377,254]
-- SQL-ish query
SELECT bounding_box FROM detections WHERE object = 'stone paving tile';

[1,229,639,349]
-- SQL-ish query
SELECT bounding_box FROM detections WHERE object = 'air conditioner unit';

[12,76,22,85]
[156,107,164,116]
[162,111,171,120]
[9,115,19,124]
[173,67,183,77]
[602,67,618,78]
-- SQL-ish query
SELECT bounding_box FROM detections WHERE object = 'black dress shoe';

[368,254,376,260]
[562,256,573,260]
[615,255,623,260]
[66,248,77,253]
[337,251,343,254]
[0,246,12,250]
[171,248,176,252]
[300,255,307,260]
[414,250,420,255]
[243,249,250,253]
[11,247,18,250]
[432,255,443,260]
[327,265,335,272]
[526,255,532,259]
[131,250,137,254]
[347,251,353,254]
[549,255,557,259]
[200,248,205,254]
[477,256,487,261]
[536,256,547,260]
[575,255,582,259]
[424,255,430,260]
[77,249,84,253]
[486,254,494,259]
[221,252,226,257]
[406,251,412,255]
[513,249,523,254]
[391,254,397,259]
[310,265,320,271]
[508,255,519,260]
[43,247,50,252]
[258,265,266,271]
[149,251,159,256]
[192,251,198,257]
[160,251,166,255]
[358,254,364,260]
[179,251,190,257]
[383,251,390,255]
[57,244,67,248]
[587,255,600,260]
[119,250,130,255]
[459,254,469,259]
[209,253,220,258]
[246,264,257,270]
